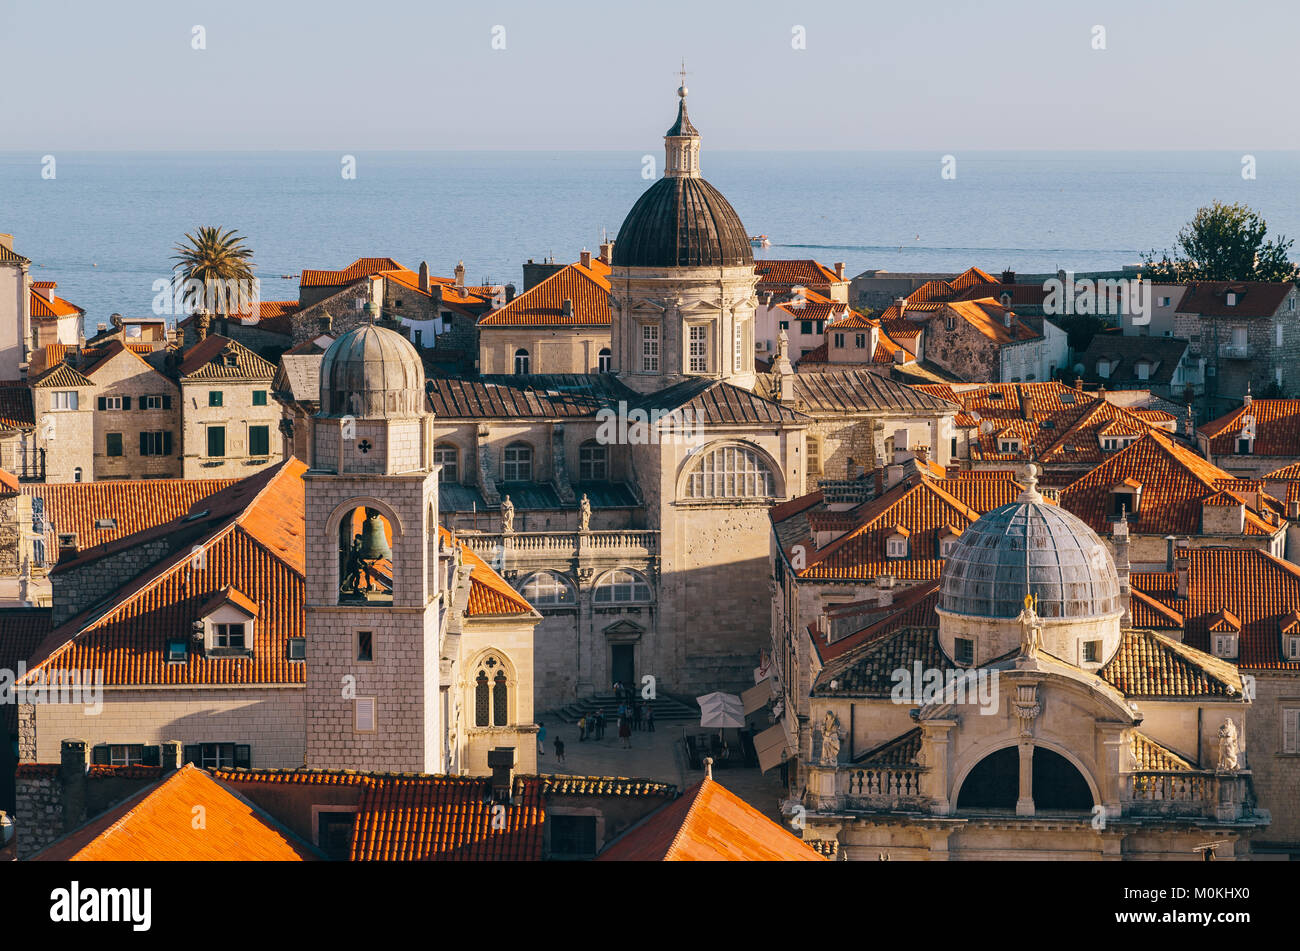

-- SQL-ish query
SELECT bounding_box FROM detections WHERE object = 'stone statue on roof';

[579,494,591,533]
[1018,592,1042,659]
[1218,717,1239,772]
[819,710,841,765]
[501,495,515,535]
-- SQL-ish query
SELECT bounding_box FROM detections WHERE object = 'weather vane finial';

[677,59,689,97]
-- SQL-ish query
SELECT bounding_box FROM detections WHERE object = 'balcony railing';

[1121,770,1255,821]
[459,530,658,559]
[1220,343,1253,360]
[829,764,929,811]
[16,447,45,482]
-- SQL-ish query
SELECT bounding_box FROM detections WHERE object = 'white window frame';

[102,396,123,410]
[1212,633,1239,659]
[598,348,612,373]
[954,637,975,666]
[51,390,78,411]
[109,744,143,766]
[145,394,165,410]
[434,445,458,482]
[502,443,533,482]
[521,571,575,606]
[886,537,908,558]
[688,324,709,374]
[211,621,246,650]
[1284,708,1300,754]
[355,697,377,733]
[579,442,607,481]
[593,569,652,604]
[1285,635,1300,661]
[641,324,660,372]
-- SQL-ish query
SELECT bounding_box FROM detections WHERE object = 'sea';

[2,149,1299,333]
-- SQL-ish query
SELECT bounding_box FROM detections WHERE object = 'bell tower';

[304,317,446,772]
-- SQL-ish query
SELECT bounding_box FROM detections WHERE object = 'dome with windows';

[318,323,426,418]
[939,467,1121,621]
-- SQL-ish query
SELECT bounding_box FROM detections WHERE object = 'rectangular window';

[356,630,374,663]
[641,324,660,372]
[434,446,458,482]
[166,638,188,662]
[106,432,123,457]
[833,333,845,349]
[502,445,532,482]
[734,322,744,370]
[550,815,599,857]
[355,697,377,733]
[886,538,907,558]
[144,394,165,410]
[199,743,237,769]
[108,744,144,766]
[208,426,225,458]
[801,321,813,336]
[52,390,78,411]
[855,333,866,349]
[806,436,821,476]
[579,443,607,481]
[954,638,975,666]
[1213,634,1238,658]
[140,431,170,456]
[688,325,708,373]
[214,623,246,649]
[101,396,123,410]
[1083,640,1101,663]
[252,390,268,406]
[249,425,270,457]
[1284,709,1300,754]
[209,390,223,407]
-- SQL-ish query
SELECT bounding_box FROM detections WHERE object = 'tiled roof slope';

[597,776,823,862]
[1099,628,1243,698]
[1058,431,1281,536]
[478,258,611,327]
[813,626,947,695]
[426,374,635,419]
[773,369,956,414]
[754,259,841,294]
[0,381,33,430]
[628,378,808,426]
[1131,732,1195,771]
[1176,280,1294,318]
[945,299,1041,344]
[300,257,405,288]
[1131,547,1300,669]
[30,765,322,861]
[0,243,31,265]
[350,774,544,860]
[178,334,275,381]
[29,287,82,319]
[1201,399,1300,457]
[0,607,53,732]
[440,526,535,617]
[23,477,237,551]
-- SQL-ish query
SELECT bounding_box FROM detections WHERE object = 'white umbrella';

[696,691,745,729]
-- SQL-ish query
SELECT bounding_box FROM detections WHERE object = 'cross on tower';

[677,60,690,96]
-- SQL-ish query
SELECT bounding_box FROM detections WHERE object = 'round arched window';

[594,569,651,604]
[684,444,775,499]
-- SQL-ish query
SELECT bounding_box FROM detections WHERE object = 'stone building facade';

[176,335,282,479]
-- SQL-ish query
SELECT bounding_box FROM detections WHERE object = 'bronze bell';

[357,509,392,562]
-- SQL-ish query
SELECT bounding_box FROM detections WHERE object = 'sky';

[0,0,1295,151]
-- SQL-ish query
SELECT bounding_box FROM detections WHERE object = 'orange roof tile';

[300,257,405,288]
[30,765,320,861]
[0,380,33,430]
[597,776,823,861]
[478,259,611,327]
[178,334,275,380]
[754,259,842,294]
[29,287,82,319]
[1200,399,1300,457]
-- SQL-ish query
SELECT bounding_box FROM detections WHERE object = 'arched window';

[684,444,775,499]
[73,467,82,483]
[597,347,612,373]
[475,669,490,727]
[521,571,575,606]
[338,505,394,605]
[502,442,532,482]
[594,568,652,604]
[493,669,508,726]
[579,441,607,481]
[514,348,530,374]
[434,443,458,483]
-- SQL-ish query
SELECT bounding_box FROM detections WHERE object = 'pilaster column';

[1016,739,1035,816]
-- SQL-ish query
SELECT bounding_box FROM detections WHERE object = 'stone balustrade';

[834,763,929,811]
[458,530,658,559]
[1122,770,1254,822]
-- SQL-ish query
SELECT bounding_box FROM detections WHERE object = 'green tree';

[1143,202,1297,282]
[172,226,257,318]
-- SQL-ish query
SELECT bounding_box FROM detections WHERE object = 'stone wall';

[88,348,182,480]
[181,376,282,479]
[479,326,611,375]
[1244,671,1300,852]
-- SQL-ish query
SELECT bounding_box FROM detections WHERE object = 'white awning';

[742,678,774,715]
[754,722,791,773]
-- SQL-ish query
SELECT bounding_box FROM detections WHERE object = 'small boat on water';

[281,274,297,279]
[749,235,770,248]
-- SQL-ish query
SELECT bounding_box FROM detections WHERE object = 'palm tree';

[172,226,257,321]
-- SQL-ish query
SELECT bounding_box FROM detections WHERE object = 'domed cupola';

[611,82,753,270]
[318,319,426,419]
[936,466,1124,669]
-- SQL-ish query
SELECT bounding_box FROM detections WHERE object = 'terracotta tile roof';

[29,286,82,319]
[1129,588,1185,629]
[0,468,17,496]
[212,767,377,786]
[478,258,611,327]
[954,281,1049,308]
[0,381,34,430]
[777,287,853,323]
[1175,280,1294,318]
[754,259,842,294]
[1131,547,1300,668]
[300,257,405,288]
[856,727,922,765]
[597,776,823,862]
[1130,732,1195,771]
[819,581,941,662]
[178,334,275,381]
[442,526,536,617]
[30,362,93,388]
[949,266,999,292]
[30,765,321,861]
[814,626,947,695]
[1200,399,1300,456]
[350,774,544,861]
[1059,431,1281,536]
[1099,628,1243,698]
[23,477,238,552]
[1263,461,1300,480]
[0,243,31,265]
[944,299,1041,345]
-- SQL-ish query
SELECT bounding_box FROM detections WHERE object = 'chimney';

[59,739,89,836]
[1113,515,1131,625]
[1001,269,1016,284]
[418,261,430,294]
[1003,310,1012,328]
[1165,535,1177,571]
[454,261,466,293]
[1174,538,1191,599]
[1185,404,1195,438]
[505,283,516,303]
[36,284,55,302]
[895,297,907,317]
[1289,499,1300,520]
[599,239,615,263]
[834,262,846,281]
[561,299,574,319]
[97,322,108,334]
[579,249,592,269]
[487,747,516,803]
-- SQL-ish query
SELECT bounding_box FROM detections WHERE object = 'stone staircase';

[549,692,699,725]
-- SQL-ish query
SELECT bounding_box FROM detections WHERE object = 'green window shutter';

[97,396,106,411]
[208,426,225,457]
[234,745,251,769]
[182,745,201,766]
[106,433,122,456]
[141,745,161,767]
[209,391,222,407]
[163,431,173,456]
[249,425,269,456]
[139,431,148,454]
[121,396,131,410]
[162,394,171,410]
[91,744,110,765]
[252,390,267,406]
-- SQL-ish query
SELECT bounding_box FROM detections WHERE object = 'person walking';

[553,735,566,764]
[596,710,606,740]
[537,722,546,755]
[619,717,632,749]
[578,715,587,742]
[633,701,643,732]
[646,704,655,733]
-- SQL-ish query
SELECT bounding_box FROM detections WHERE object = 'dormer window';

[1135,360,1152,381]
[998,438,1021,453]
[1213,633,1239,659]
[885,526,910,559]
[166,638,188,663]
[213,623,246,649]
[1226,292,1238,306]
[1237,435,1254,455]
[1110,480,1142,517]
[199,586,258,656]
[1096,359,1111,379]
[1285,635,1300,661]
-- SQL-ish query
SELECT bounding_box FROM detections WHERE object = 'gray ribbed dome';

[939,495,1120,621]
[318,324,425,418]
[612,176,754,269]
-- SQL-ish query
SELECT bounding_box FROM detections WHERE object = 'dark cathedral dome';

[612,176,754,269]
